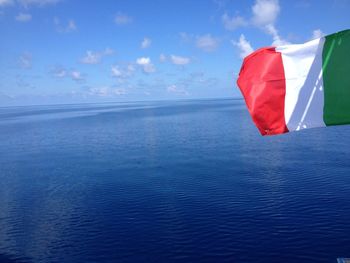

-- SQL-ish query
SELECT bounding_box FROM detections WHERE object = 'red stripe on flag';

[237,47,289,136]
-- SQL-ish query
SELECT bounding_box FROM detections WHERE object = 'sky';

[0,0,349,106]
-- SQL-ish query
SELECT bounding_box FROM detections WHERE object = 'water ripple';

[0,99,350,262]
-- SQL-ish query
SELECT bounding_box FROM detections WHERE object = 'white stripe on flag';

[276,38,326,131]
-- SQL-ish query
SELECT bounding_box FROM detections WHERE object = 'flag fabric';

[237,29,350,136]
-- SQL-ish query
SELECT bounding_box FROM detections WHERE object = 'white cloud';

[15,12,32,22]
[251,0,280,26]
[88,86,127,97]
[111,66,122,78]
[1,0,61,8]
[179,32,192,43]
[89,87,108,96]
[222,13,247,31]
[0,91,14,101]
[232,34,254,59]
[114,88,127,95]
[80,51,101,64]
[311,29,325,40]
[136,57,155,73]
[159,53,166,62]
[111,64,134,78]
[51,66,85,82]
[66,20,76,31]
[141,37,151,49]
[170,55,190,65]
[18,0,60,7]
[0,0,14,7]
[179,32,219,52]
[221,0,280,31]
[54,17,77,33]
[136,57,150,65]
[250,0,288,46]
[265,24,289,45]
[53,68,66,78]
[221,0,286,46]
[80,48,114,65]
[196,34,219,52]
[104,47,114,55]
[167,85,189,96]
[18,52,32,69]
[70,70,83,81]
[127,64,135,72]
[114,12,132,25]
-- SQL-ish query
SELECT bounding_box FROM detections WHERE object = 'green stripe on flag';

[322,30,350,125]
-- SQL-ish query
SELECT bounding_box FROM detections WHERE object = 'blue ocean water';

[0,99,350,263]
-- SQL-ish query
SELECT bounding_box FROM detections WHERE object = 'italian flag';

[237,29,350,136]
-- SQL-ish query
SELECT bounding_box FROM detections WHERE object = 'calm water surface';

[0,99,350,262]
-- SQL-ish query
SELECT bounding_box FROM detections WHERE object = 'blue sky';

[0,0,349,105]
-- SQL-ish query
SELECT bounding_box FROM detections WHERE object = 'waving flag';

[237,29,350,136]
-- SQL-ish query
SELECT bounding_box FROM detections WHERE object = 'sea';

[0,98,350,263]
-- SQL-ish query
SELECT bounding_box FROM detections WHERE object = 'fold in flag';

[237,29,350,136]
